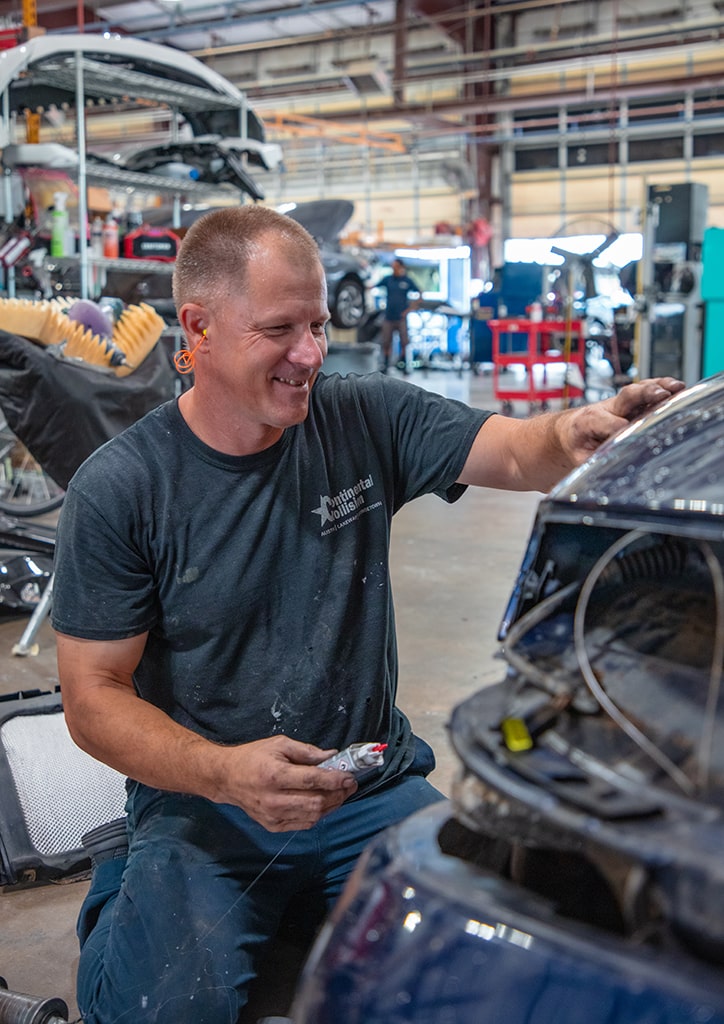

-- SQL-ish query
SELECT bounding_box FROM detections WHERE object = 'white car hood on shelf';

[0,34,254,148]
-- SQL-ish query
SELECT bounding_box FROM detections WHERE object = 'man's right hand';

[57,633,358,834]
[209,735,359,832]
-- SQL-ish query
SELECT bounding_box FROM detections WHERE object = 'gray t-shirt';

[52,372,491,786]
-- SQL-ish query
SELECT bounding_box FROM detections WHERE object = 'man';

[377,257,419,372]
[52,205,683,1024]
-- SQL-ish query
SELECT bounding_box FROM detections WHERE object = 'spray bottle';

[50,192,69,258]
[90,216,104,258]
[319,742,388,777]
[102,213,119,259]
[155,162,201,181]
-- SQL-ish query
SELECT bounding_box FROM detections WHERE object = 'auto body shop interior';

[0,1,724,1022]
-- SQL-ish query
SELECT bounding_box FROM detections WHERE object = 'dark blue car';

[287,373,724,1024]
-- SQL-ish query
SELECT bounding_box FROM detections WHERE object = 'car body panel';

[285,371,724,1022]
[290,804,724,1023]
[0,34,264,145]
[548,373,724,516]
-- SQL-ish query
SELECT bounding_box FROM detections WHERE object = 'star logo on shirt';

[311,496,334,525]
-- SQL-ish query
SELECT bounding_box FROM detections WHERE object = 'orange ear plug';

[173,329,206,374]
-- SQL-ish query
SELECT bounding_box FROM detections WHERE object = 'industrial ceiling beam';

[188,9,724,123]
[43,0,395,39]
[306,70,724,132]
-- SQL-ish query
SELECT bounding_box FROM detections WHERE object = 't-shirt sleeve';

[392,386,491,506]
[343,374,493,509]
[51,477,158,641]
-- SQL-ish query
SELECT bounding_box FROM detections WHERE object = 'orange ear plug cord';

[173,328,206,374]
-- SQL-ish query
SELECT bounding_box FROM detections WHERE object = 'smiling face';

[179,231,330,455]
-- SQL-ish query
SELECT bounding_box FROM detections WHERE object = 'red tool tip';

[371,743,388,752]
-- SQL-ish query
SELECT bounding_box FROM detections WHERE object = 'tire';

[329,275,366,329]
[0,417,65,517]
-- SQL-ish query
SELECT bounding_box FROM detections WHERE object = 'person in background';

[377,256,420,373]
[51,204,685,1024]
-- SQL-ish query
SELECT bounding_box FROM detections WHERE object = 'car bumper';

[289,802,724,1024]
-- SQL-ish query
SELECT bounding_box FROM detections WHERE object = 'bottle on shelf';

[50,192,70,258]
[102,214,120,259]
[90,216,104,258]
[154,162,201,181]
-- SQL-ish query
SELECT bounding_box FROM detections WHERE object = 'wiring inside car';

[503,528,724,800]
[572,530,724,798]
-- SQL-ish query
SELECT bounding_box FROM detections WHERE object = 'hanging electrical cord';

[501,579,582,694]
[503,537,693,691]
[502,529,724,801]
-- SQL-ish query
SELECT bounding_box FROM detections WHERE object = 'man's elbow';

[61,687,98,755]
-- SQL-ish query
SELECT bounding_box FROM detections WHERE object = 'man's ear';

[179,303,208,345]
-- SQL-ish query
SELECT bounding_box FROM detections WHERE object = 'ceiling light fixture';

[339,58,390,96]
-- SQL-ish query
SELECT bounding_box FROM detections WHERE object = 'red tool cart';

[488,317,587,415]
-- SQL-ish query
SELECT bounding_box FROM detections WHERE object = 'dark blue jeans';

[76,742,444,1024]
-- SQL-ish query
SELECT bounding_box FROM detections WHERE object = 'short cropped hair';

[172,204,321,312]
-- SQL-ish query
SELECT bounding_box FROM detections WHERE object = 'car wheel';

[329,275,365,329]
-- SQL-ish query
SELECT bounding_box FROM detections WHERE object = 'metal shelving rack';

[27,54,245,114]
[0,37,256,656]
[0,35,252,298]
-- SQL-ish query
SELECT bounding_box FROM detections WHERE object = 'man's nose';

[292,328,326,367]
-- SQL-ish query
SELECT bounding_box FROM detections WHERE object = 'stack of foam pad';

[0,298,165,377]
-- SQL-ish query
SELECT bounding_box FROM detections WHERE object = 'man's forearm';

[459,410,576,492]
[63,676,359,831]
[517,408,582,491]
[65,678,228,803]
[459,377,684,493]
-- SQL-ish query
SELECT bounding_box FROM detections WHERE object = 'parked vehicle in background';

[102,198,371,331]
[283,199,371,329]
[285,372,724,1024]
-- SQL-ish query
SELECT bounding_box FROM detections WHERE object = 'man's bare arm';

[56,632,356,832]
[458,376,685,493]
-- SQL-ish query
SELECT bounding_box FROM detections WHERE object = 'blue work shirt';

[379,273,418,321]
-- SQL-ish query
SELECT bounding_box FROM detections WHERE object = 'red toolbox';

[488,317,587,414]
[123,226,181,261]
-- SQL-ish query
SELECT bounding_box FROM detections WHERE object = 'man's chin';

[274,398,311,428]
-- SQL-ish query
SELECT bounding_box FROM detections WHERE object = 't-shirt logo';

[311,475,381,534]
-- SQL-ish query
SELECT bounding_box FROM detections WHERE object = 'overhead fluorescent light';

[340,58,390,96]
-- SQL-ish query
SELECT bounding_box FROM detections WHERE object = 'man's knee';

[79,973,244,1024]
[76,852,256,1023]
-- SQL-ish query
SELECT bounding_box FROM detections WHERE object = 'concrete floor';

[0,367,546,1021]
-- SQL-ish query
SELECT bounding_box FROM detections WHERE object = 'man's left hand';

[558,376,686,463]
[460,376,686,494]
